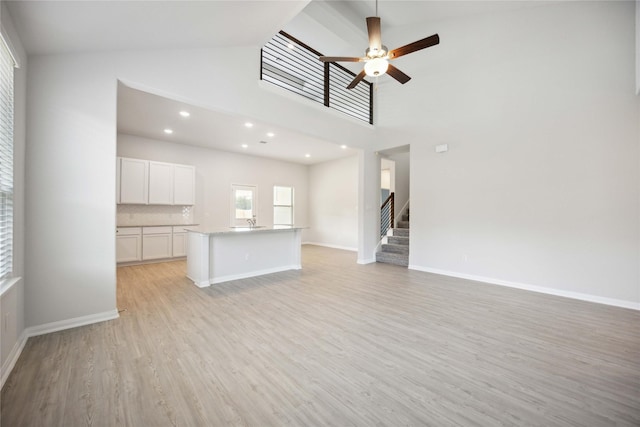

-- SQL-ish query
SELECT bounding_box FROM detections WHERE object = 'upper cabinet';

[148,161,174,205]
[119,157,149,204]
[117,157,195,205]
[173,164,195,205]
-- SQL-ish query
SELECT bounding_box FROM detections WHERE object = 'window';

[231,184,256,226]
[273,186,293,226]
[0,36,15,280]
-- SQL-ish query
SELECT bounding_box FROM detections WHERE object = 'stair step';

[397,220,410,229]
[382,243,409,254]
[392,228,409,237]
[388,235,409,246]
[376,251,409,267]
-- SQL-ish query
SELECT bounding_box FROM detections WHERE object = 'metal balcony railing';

[261,31,373,124]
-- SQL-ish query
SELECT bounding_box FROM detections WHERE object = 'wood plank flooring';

[2,245,639,426]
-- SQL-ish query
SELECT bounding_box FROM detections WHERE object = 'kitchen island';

[186,226,305,287]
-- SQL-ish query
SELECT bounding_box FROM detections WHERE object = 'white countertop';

[188,225,307,236]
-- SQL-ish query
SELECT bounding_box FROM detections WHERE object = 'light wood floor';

[2,245,639,426]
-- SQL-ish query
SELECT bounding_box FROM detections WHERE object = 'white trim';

[357,257,376,265]
[25,309,120,338]
[0,276,21,297]
[303,242,357,252]
[1,309,120,389]
[0,5,24,68]
[408,265,640,311]
[187,276,211,288]
[395,200,410,228]
[1,329,27,388]
[210,265,301,285]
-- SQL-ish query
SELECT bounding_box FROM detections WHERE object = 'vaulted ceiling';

[5,0,543,164]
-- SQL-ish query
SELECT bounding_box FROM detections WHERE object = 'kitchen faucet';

[246,216,257,227]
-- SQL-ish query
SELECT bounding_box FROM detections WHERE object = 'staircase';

[376,210,409,267]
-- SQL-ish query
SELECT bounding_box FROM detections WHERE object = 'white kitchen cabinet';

[173,164,195,205]
[172,226,197,257]
[117,157,195,205]
[116,227,142,262]
[116,157,121,203]
[142,226,173,260]
[148,161,174,205]
[119,158,148,204]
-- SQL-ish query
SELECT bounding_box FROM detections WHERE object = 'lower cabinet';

[172,226,197,257]
[117,225,196,264]
[116,227,142,262]
[142,227,173,260]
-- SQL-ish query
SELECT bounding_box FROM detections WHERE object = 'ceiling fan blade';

[347,70,367,90]
[388,34,440,60]
[386,64,411,84]
[366,16,382,50]
[319,56,364,63]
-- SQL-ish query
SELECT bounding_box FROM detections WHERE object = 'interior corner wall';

[117,134,309,236]
[307,155,358,251]
[378,1,639,306]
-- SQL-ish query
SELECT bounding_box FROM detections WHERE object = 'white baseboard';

[26,309,120,338]
[210,265,301,285]
[409,265,640,310]
[186,275,211,288]
[303,242,357,252]
[1,309,120,389]
[1,330,28,389]
[357,258,376,265]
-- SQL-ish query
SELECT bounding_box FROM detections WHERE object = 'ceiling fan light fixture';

[364,57,389,77]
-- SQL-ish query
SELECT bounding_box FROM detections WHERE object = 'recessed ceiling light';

[179,111,190,117]
[241,144,248,149]
[305,154,311,158]
[244,122,253,128]
[164,129,173,134]
[341,145,347,149]
[287,43,295,50]
[267,132,275,137]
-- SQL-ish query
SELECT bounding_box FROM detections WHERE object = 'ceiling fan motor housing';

[365,45,388,59]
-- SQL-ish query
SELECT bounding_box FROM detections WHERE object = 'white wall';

[19,1,639,336]
[307,155,358,251]
[374,1,639,306]
[388,151,410,222]
[117,134,309,233]
[25,44,374,328]
[1,1,27,383]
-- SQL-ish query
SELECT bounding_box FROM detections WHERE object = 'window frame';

[0,34,15,283]
[230,184,257,227]
[273,185,294,226]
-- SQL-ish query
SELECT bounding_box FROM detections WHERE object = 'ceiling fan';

[319,2,440,89]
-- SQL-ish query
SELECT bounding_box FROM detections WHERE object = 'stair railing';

[380,192,394,238]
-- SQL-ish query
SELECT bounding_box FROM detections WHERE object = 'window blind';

[0,36,14,280]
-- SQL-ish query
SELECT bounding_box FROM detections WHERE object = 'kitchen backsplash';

[117,205,195,226]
